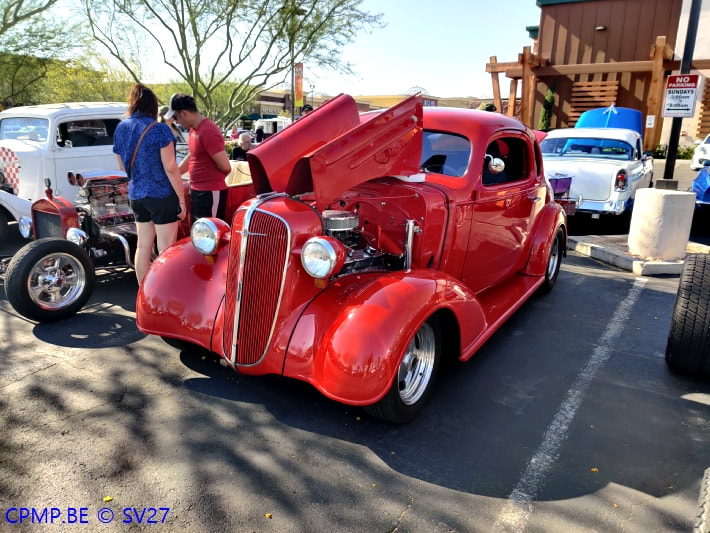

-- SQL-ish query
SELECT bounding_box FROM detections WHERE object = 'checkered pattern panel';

[0,147,19,195]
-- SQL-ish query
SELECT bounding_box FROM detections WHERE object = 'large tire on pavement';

[537,227,564,294]
[364,317,441,424]
[666,253,710,377]
[4,238,96,322]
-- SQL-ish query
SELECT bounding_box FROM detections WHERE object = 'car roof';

[0,102,127,120]
[545,127,640,144]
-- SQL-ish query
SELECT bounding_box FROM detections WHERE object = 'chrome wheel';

[364,317,441,423]
[5,238,96,322]
[397,321,437,405]
[27,252,87,309]
[546,234,560,279]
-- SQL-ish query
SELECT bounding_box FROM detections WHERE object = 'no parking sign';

[662,74,700,117]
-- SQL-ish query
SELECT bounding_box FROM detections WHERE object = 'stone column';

[628,189,696,260]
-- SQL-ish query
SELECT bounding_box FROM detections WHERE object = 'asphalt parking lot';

[1,209,709,533]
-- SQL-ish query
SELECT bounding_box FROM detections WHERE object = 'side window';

[58,118,120,148]
[482,137,529,186]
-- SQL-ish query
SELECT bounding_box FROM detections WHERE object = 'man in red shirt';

[166,93,231,222]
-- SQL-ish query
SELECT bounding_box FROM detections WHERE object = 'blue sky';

[307,0,543,98]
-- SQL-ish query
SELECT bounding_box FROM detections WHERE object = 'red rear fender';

[524,202,567,276]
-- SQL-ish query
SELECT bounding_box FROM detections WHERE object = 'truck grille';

[34,211,62,238]
[224,204,289,366]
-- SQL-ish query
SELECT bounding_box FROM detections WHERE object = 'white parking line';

[493,277,648,532]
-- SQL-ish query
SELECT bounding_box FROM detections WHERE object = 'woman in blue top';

[113,83,186,284]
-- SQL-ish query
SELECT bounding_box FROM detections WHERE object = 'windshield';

[0,117,49,142]
[420,130,471,177]
[540,137,633,161]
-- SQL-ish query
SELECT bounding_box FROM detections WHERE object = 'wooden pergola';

[487,36,710,152]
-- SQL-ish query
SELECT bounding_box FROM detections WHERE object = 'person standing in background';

[113,84,186,284]
[158,105,186,148]
[165,93,231,222]
[255,125,264,143]
[230,132,252,161]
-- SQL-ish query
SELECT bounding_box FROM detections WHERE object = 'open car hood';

[248,94,423,210]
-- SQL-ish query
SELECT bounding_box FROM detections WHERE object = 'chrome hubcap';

[547,235,560,278]
[27,253,86,310]
[397,322,436,405]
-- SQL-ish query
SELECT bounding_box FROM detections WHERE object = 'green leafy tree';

[38,59,133,103]
[0,0,86,105]
[81,0,383,125]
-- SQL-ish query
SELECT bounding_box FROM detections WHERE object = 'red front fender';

[136,238,229,351]
[283,270,486,406]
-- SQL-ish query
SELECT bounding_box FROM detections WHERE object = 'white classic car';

[690,134,710,170]
[540,127,654,216]
[0,102,127,242]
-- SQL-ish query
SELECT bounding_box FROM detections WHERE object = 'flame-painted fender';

[136,238,229,351]
[524,201,567,276]
[282,270,486,406]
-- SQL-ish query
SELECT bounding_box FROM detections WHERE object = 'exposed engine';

[73,174,137,265]
[321,209,393,274]
[76,175,133,226]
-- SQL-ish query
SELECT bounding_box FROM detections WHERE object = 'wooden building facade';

[489,0,710,152]
[535,0,682,127]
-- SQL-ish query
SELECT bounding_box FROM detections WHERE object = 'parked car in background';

[135,94,567,423]
[690,134,710,170]
[691,160,710,206]
[0,102,126,243]
[0,160,256,323]
[541,126,653,216]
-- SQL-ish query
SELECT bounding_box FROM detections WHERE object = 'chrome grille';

[224,202,289,366]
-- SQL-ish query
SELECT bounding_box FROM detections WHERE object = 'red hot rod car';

[136,94,567,423]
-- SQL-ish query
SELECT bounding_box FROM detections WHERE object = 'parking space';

[1,225,708,531]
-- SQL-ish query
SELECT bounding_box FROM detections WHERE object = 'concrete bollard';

[628,188,696,260]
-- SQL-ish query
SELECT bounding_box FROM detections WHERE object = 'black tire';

[364,317,441,424]
[666,254,710,377]
[537,227,564,294]
[0,207,8,244]
[4,238,95,322]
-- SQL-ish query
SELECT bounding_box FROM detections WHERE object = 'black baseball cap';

[165,93,197,118]
[301,104,314,113]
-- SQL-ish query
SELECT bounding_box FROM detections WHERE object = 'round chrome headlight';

[18,216,32,238]
[191,218,220,255]
[66,227,88,246]
[301,237,345,279]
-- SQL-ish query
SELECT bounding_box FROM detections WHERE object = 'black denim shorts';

[130,194,180,224]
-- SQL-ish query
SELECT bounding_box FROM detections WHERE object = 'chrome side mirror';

[485,154,506,174]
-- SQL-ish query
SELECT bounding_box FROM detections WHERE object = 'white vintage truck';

[0,102,127,242]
